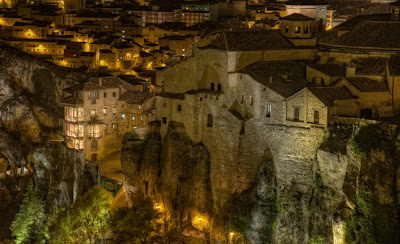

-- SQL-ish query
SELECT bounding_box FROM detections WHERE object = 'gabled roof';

[238,61,310,97]
[203,30,295,52]
[308,87,356,106]
[344,77,388,92]
[308,63,345,77]
[280,13,314,21]
[318,14,400,51]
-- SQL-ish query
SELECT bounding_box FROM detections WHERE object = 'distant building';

[285,0,329,30]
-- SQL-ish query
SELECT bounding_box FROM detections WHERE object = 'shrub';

[48,186,113,244]
[308,235,325,244]
[10,184,46,244]
[109,198,161,243]
[345,190,377,244]
[100,176,122,196]
[350,125,381,155]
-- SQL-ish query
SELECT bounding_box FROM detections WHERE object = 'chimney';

[346,63,356,77]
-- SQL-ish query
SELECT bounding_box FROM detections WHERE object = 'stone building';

[62,76,154,162]
[156,15,317,141]
[285,0,329,29]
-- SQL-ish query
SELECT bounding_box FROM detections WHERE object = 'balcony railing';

[87,132,103,138]
[65,131,84,138]
[65,116,84,123]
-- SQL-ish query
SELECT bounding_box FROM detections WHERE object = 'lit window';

[104,124,107,131]
[132,126,137,131]
[91,109,96,116]
[295,27,300,33]
[103,108,107,115]
[132,116,136,121]
[112,123,117,129]
[122,113,126,120]
[138,105,142,110]
[112,107,117,114]
[140,116,143,121]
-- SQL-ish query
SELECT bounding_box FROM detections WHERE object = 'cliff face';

[0,44,95,239]
[33,143,98,208]
[122,121,400,243]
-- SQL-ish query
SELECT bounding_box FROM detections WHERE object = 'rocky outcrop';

[122,120,400,243]
[122,121,212,238]
[33,143,99,208]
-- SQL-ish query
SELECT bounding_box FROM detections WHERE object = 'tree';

[10,184,46,244]
[48,186,113,244]
[109,198,161,243]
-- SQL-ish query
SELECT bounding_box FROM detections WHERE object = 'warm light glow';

[192,214,209,231]
[229,232,235,236]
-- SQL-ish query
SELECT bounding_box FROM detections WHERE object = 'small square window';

[177,105,182,111]
[132,116,136,121]
[104,92,107,98]
[103,108,107,115]
[113,92,117,97]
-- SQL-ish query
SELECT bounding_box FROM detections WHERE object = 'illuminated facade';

[62,76,154,162]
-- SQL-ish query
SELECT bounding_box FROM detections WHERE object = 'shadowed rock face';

[122,121,400,243]
[122,121,213,234]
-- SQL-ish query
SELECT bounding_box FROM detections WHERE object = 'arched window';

[207,114,213,127]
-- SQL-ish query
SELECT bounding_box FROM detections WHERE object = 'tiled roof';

[389,55,400,76]
[308,64,345,77]
[355,57,388,75]
[285,0,328,5]
[119,90,151,104]
[203,30,295,51]
[345,77,388,92]
[238,61,310,97]
[318,14,400,51]
[280,13,314,21]
[308,87,355,106]
[157,92,185,100]
[61,95,83,104]
[84,81,105,91]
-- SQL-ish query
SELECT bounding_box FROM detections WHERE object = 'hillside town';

[1,0,400,243]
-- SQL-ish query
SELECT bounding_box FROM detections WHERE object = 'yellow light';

[229,232,235,236]
[197,217,202,221]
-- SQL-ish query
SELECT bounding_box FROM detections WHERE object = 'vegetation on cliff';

[345,190,377,244]
[10,185,46,244]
